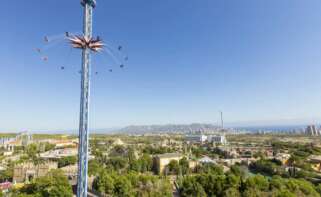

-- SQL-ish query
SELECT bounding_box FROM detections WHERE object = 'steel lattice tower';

[77,0,96,196]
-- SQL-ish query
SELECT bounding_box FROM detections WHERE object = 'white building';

[185,135,207,143]
[186,134,227,144]
[208,135,227,145]
[40,148,78,159]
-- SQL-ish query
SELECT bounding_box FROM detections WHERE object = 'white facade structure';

[208,135,227,145]
[186,134,227,144]
[40,148,78,159]
[185,135,208,143]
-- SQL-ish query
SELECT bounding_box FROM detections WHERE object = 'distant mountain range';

[115,123,220,134]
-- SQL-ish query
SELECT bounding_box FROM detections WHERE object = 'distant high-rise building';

[305,125,319,136]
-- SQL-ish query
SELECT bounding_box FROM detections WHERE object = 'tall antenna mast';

[77,0,96,196]
[220,111,224,129]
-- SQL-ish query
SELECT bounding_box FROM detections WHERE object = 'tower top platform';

[81,0,96,8]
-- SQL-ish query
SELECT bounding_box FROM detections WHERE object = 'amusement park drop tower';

[77,0,96,196]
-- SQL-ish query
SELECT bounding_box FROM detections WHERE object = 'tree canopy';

[13,169,73,197]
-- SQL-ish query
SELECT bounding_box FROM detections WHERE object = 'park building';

[153,153,202,175]
[153,153,183,175]
[40,148,78,159]
[13,161,58,183]
[60,164,78,185]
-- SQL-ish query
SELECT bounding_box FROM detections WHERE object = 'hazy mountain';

[116,123,220,134]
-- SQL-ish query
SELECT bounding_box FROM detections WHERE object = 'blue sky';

[1,0,321,131]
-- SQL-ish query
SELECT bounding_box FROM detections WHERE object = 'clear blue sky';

[1,0,321,131]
